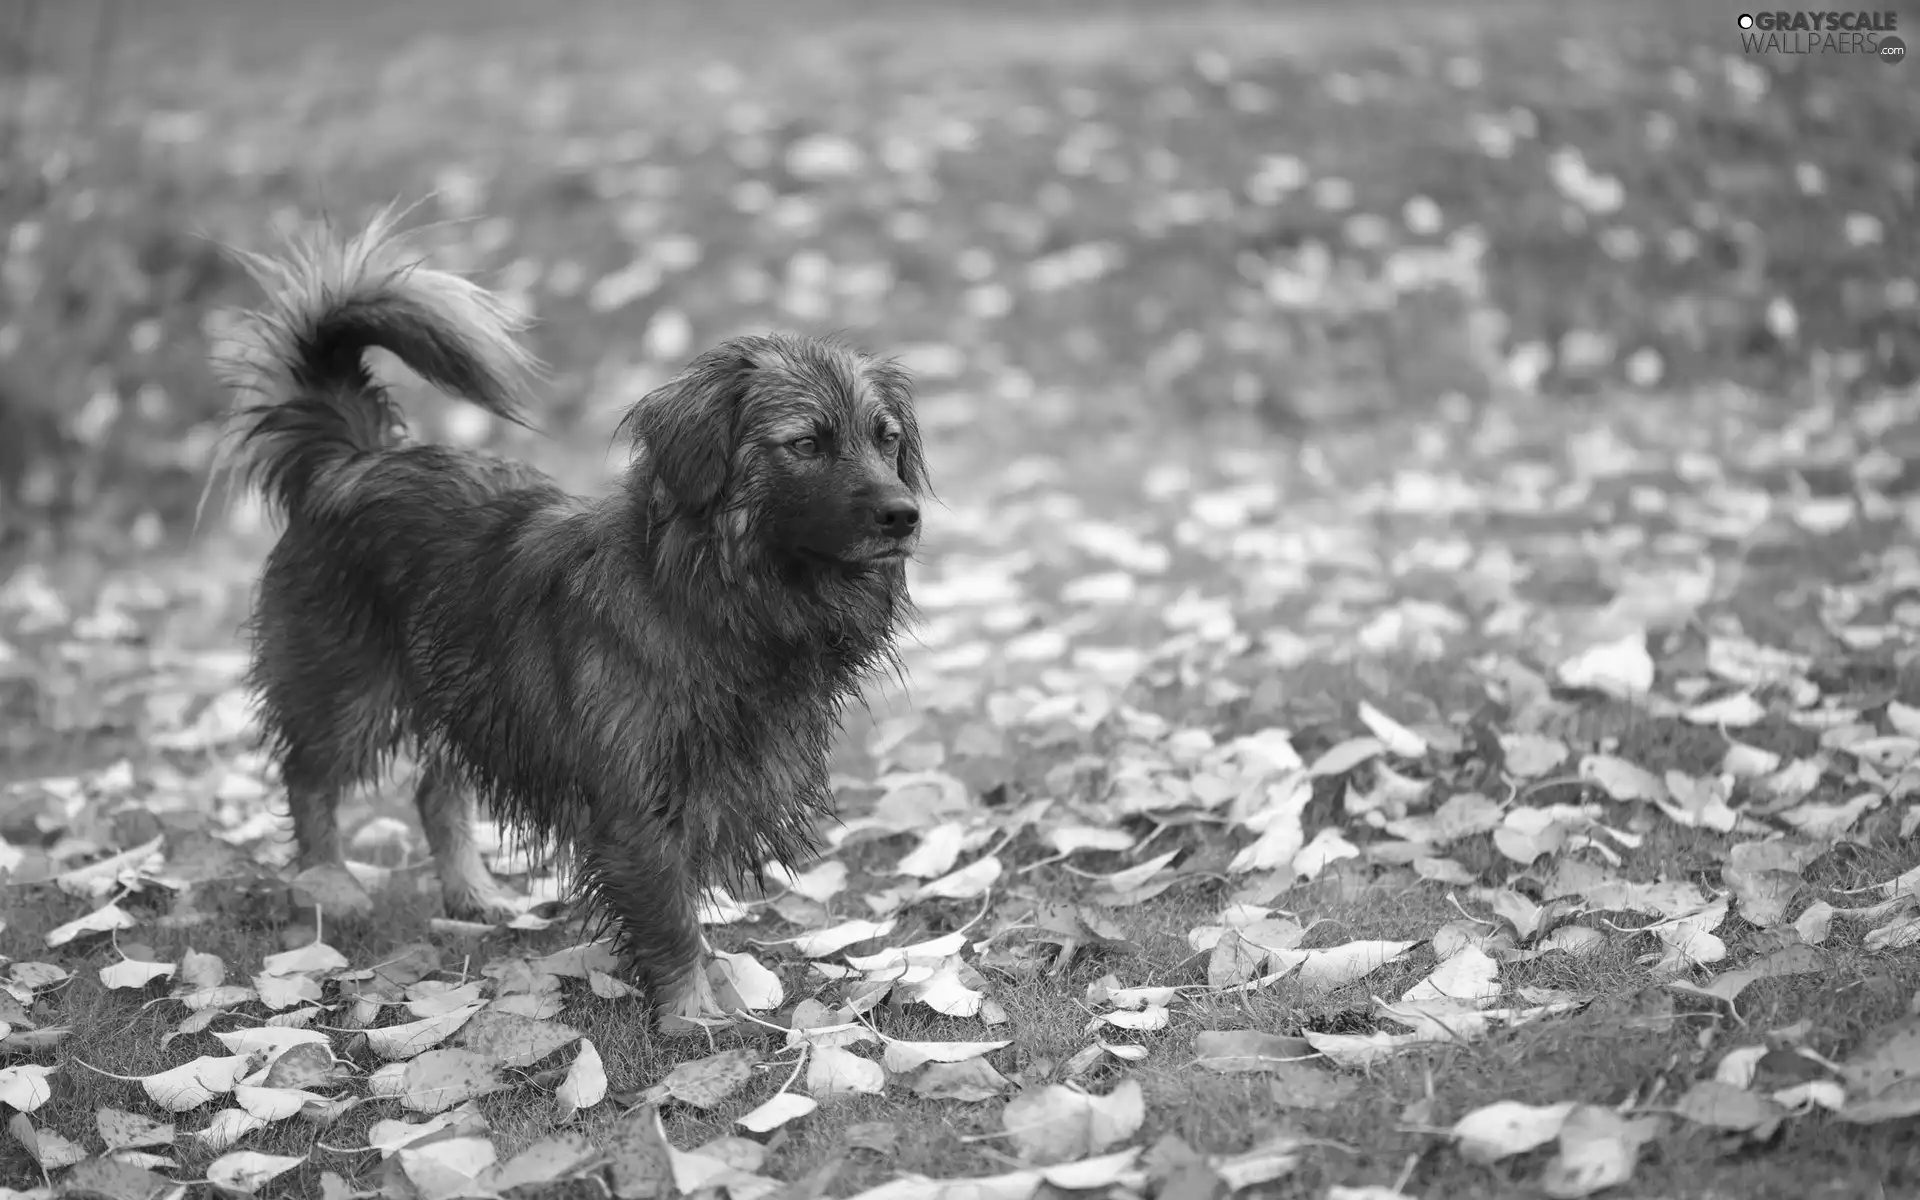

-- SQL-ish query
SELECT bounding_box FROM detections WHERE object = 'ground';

[2,0,1920,1197]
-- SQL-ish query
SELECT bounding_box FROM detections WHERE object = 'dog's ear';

[625,345,754,511]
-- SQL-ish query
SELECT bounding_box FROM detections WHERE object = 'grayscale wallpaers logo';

[1737,11,1904,61]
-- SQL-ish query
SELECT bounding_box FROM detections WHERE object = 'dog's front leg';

[580,805,720,1025]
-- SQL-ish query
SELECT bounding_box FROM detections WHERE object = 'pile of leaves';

[5,366,1920,1194]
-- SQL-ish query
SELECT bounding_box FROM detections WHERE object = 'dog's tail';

[208,204,537,522]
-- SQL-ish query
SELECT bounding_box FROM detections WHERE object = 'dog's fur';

[213,209,925,1019]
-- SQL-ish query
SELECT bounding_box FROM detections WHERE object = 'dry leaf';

[1451,1100,1577,1163]
[1000,1081,1144,1165]
[808,1046,887,1097]
[914,1058,1013,1101]
[454,1009,582,1069]
[393,1049,508,1114]
[643,1049,761,1109]
[1540,1105,1660,1197]
[737,1092,818,1133]
[204,1150,307,1194]
[555,1038,608,1121]
[366,1004,484,1061]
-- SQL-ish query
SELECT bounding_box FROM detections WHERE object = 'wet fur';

[213,208,925,1016]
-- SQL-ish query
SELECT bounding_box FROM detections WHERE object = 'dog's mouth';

[841,546,913,567]
[791,542,916,568]
[844,534,920,564]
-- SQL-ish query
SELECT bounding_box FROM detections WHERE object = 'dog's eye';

[877,430,901,451]
[789,437,821,457]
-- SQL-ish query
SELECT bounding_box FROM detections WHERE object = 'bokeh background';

[2,0,1915,555]
[5,3,1920,1195]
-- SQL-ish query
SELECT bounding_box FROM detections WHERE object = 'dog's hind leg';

[414,752,522,921]
[253,590,400,883]
[274,691,387,876]
[284,770,347,871]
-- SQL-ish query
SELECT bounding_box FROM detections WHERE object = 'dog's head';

[624,334,926,570]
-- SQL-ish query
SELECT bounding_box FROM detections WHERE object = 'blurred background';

[5,5,1920,1190]
[0,0,1915,554]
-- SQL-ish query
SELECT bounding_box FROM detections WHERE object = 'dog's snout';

[873,496,920,540]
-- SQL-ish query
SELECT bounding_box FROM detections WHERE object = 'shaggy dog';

[214,210,924,1021]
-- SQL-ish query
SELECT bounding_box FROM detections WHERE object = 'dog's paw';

[656,960,730,1032]
[441,881,526,924]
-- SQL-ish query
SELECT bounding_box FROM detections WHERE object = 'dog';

[212,208,925,1021]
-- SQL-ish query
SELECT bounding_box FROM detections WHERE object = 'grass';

[5,710,1918,1198]
[4,0,1920,1196]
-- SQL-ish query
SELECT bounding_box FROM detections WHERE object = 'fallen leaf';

[881,1038,1012,1073]
[1303,1029,1428,1069]
[482,1133,602,1194]
[1452,1100,1577,1163]
[895,823,967,878]
[1307,737,1385,778]
[0,1065,53,1113]
[454,1009,582,1068]
[1265,1061,1362,1110]
[100,956,177,990]
[194,1107,267,1152]
[1539,1104,1661,1197]
[555,1038,607,1121]
[56,1158,171,1200]
[808,1046,887,1097]
[1502,734,1570,779]
[914,1058,1013,1101]
[1683,691,1767,728]
[737,1091,818,1133]
[1401,945,1501,1007]
[1668,944,1826,1007]
[205,1150,306,1194]
[1000,1080,1145,1165]
[787,918,897,957]
[1358,701,1428,758]
[400,1135,499,1200]
[142,1054,256,1112]
[260,941,349,978]
[644,1049,761,1110]
[1580,755,1666,803]
[9,1116,85,1170]
[1192,1030,1316,1073]
[1557,632,1654,698]
[393,1049,507,1114]
[1672,1080,1786,1133]
[366,1004,484,1061]
[45,902,138,948]
[1275,939,1416,992]
[97,1106,174,1151]
[916,855,1003,901]
[1212,1135,1304,1190]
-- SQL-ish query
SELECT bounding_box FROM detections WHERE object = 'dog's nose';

[874,498,920,539]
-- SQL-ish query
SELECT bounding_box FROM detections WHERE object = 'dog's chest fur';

[389,490,901,888]
[567,629,856,879]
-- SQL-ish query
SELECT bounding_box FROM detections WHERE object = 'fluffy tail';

[208,204,536,521]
